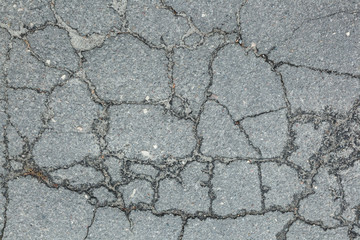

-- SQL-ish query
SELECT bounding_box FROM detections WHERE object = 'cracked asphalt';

[0,0,359,239]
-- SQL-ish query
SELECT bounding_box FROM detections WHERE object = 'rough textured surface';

[4,178,93,239]
[212,161,261,214]
[107,105,195,162]
[1,0,359,239]
[83,34,169,102]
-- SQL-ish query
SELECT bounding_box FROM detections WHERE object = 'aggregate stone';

[280,65,360,113]
[33,130,99,167]
[51,165,104,186]
[183,212,292,239]
[87,207,130,239]
[212,161,261,215]
[261,162,305,207]
[0,28,10,71]
[48,78,98,133]
[6,124,24,157]
[10,160,22,171]
[0,105,7,176]
[173,34,224,115]
[242,109,288,158]
[0,29,10,100]
[83,34,169,102]
[339,161,360,222]
[0,145,5,176]
[104,157,123,183]
[4,178,93,240]
[0,186,5,231]
[156,161,209,213]
[198,101,258,158]
[298,168,341,227]
[92,187,116,205]
[107,105,195,162]
[130,163,158,178]
[241,0,360,75]
[165,0,242,33]
[289,122,328,170]
[7,89,46,142]
[211,45,285,120]
[7,39,67,90]
[27,26,79,71]
[55,0,122,36]
[129,210,182,240]
[287,221,348,240]
[119,179,153,206]
[127,0,188,46]
[88,208,182,239]
[0,0,55,31]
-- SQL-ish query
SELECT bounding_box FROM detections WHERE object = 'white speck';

[201,13,206,17]
[145,96,150,101]
[153,145,158,149]
[45,59,51,65]
[61,75,67,80]
[13,4,17,8]
[84,194,89,199]
[130,189,137,198]
[141,151,151,158]
[143,109,148,114]
[346,32,350,37]
[29,23,34,28]
[76,126,83,132]
[51,118,56,122]
[18,8,24,12]
[332,32,336,35]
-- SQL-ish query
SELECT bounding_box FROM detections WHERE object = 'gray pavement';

[0,0,359,239]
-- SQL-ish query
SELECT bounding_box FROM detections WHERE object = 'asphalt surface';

[0,0,360,239]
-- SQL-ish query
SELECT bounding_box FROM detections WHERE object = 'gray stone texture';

[33,130,99,167]
[289,122,328,170]
[212,161,261,214]
[48,78,97,133]
[27,26,79,71]
[183,212,292,239]
[127,0,188,45]
[242,109,288,158]
[198,101,258,158]
[299,168,341,226]
[165,0,241,33]
[0,0,358,238]
[130,163,158,178]
[262,162,305,207]
[0,0,55,31]
[4,178,93,240]
[119,179,153,206]
[83,34,169,102]
[88,208,182,239]
[55,0,122,35]
[51,165,104,186]
[156,161,209,213]
[280,65,360,113]
[339,161,360,222]
[107,105,195,161]
[287,221,348,240]
[241,0,360,75]
[211,45,285,120]
[173,34,224,115]
[7,89,46,142]
[7,39,67,90]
